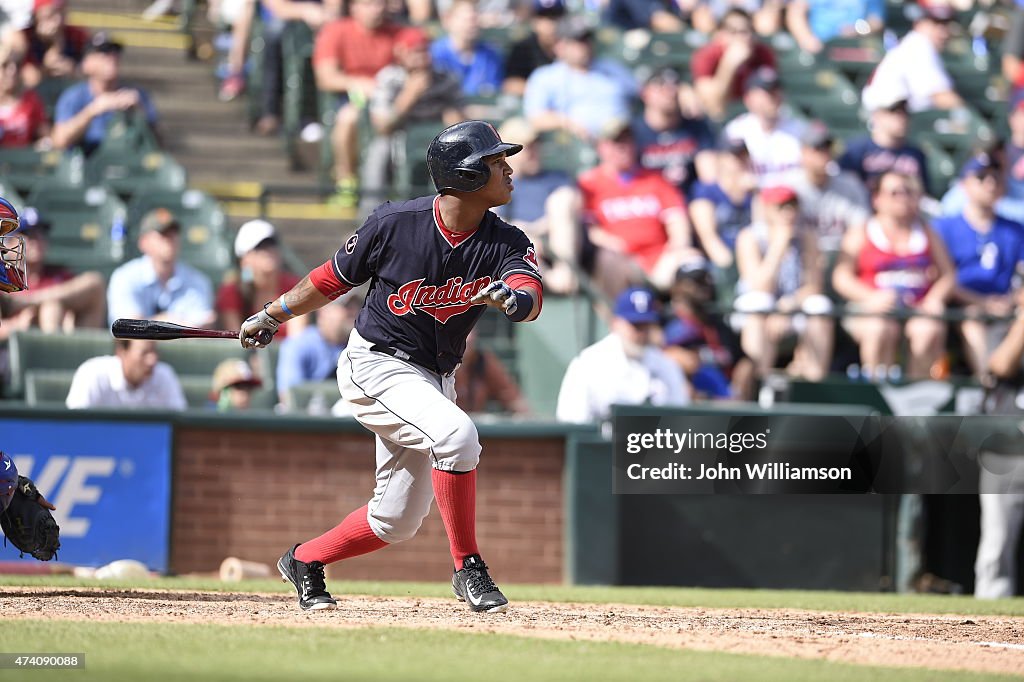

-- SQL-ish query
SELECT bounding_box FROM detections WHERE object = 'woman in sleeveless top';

[734,185,833,381]
[832,170,956,379]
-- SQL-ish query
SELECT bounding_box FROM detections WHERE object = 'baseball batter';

[240,121,542,613]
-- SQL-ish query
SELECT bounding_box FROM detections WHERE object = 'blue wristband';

[506,289,533,322]
[279,295,295,318]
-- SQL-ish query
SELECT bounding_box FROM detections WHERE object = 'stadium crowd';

[0,0,1020,412]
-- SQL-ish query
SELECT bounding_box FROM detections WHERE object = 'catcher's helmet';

[0,197,26,293]
[0,451,17,514]
[426,120,523,193]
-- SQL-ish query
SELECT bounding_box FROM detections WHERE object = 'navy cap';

[613,287,661,324]
[800,120,834,149]
[19,206,50,235]
[533,0,566,17]
[744,66,780,93]
[960,153,1000,179]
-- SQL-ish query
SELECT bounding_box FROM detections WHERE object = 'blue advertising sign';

[1,419,172,572]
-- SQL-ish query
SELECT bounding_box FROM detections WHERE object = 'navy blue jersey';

[837,136,930,196]
[332,195,542,374]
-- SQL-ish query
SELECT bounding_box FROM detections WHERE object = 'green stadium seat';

[25,183,128,273]
[154,339,250,382]
[0,147,83,195]
[7,329,113,399]
[822,36,884,89]
[394,121,447,200]
[910,107,995,160]
[95,110,161,156]
[918,138,957,196]
[23,369,76,405]
[285,379,341,413]
[0,181,26,211]
[125,189,232,285]
[34,76,77,120]
[84,148,188,201]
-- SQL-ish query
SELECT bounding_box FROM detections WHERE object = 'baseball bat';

[111,318,273,345]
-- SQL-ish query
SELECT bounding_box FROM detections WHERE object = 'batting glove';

[471,281,518,316]
[239,304,281,349]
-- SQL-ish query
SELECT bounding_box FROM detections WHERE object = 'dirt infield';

[2,586,1023,676]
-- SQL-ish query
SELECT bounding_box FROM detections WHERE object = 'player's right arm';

[241,218,380,348]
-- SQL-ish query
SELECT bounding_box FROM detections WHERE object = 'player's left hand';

[471,281,518,316]
[239,305,281,349]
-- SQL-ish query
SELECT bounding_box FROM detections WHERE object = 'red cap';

[760,185,799,205]
[395,27,430,50]
[34,0,62,12]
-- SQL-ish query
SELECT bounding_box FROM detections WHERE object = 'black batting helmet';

[426,120,523,193]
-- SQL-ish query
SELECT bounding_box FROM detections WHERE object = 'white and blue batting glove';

[239,304,281,349]
[471,281,518,316]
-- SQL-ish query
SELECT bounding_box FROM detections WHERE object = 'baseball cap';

[234,219,277,258]
[744,67,780,93]
[912,3,955,23]
[644,67,682,87]
[960,153,1001,179]
[557,16,594,42]
[139,207,180,235]
[861,81,909,113]
[86,31,124,55]
[533,0,566,18]
[34,0,64,12]
[18,206,50,236]
[613,287,661,324]
[675,256,711,282]
[760,185,799,205]
[394,27,430,51]
[800,120,834,149]
[211,359,263,394]
[498,117,539,147]
[598,117,633,142]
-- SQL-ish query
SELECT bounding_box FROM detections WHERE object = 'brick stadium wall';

[171,427,565,585]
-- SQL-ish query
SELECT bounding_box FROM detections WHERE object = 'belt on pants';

[369,344,455,377]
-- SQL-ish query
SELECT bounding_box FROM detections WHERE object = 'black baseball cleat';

[278,544,338,611]
[452,554,509,613]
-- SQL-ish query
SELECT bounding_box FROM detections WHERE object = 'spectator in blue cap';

[934,153,1024,378]
[503,0,565,96]
[556,285,690,428]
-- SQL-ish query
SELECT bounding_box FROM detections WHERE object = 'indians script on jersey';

[388,276,492,324]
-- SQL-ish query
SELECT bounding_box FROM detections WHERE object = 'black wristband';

[506,289,534,322]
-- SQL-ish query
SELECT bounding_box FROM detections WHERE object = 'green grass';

[3,575,1024,617]
[0,620,1016,682]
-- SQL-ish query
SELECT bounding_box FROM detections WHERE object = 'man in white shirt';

[66,338,187,410]
[723,67,805,188]
[862,4,963,113]
[556,286,690,427]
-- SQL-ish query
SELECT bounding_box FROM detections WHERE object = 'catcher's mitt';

[1,476,60,561]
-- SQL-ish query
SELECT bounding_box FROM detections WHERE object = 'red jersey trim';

[433,195,479,248]
[505,273,543,316]
[310,260,352,300]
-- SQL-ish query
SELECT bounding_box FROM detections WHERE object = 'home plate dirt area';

[2,587,1023,676]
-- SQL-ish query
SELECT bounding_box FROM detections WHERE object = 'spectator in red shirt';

[0,39,48,148]
[216,219,308,339]
[691,8,776,120]
[0,206,106,340]
[313,0,402,207]
[578,118,697,292]
[21,0,88,88]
